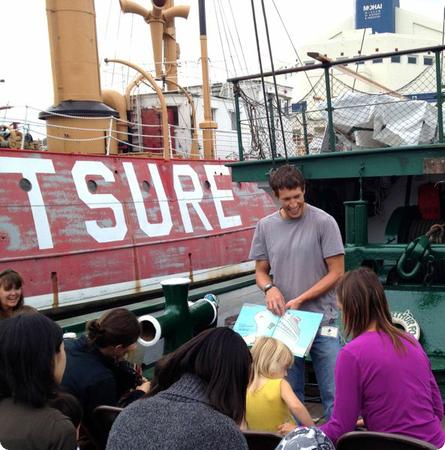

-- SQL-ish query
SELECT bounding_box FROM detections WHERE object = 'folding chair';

[336,431,437,450]
[88,405,124,450]
[243,430,283,450]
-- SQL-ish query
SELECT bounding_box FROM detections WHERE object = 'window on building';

[424,56,434,66]
[408,55,417,64]
[304,61,315,66]
[391,55,401,63]
[354,56,364,65]
[281,99,290,115]
[211,108,217,121]
[372,58,383,64]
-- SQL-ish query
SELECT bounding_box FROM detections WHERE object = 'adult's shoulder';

[258,210,280,224]
[306,204,336,222]
[64,335,88,352]
[341,331,393,360]
[45,407,78,449]
[10,403,77,448]
[47,406,78,433]
[197,407,248,449]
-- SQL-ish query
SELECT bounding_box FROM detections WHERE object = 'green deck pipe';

[345,244,445,260]
[344,200,368,246]
[233,82,245,161]
[190,294,218,329]
[323,66,336,152]
[435,50,444,143]
[158,278,193,353]
[138,278,218,354]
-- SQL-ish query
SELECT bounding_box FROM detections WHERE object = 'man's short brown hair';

[269,164,305,196]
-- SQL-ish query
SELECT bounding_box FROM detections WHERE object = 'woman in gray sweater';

[106,327,252,450]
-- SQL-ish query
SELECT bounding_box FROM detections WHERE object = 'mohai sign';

[355,0,399,34]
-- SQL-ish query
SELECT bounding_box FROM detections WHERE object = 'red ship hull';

[0,148,275,311]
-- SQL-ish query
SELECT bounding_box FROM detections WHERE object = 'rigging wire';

[218,0,243,77]
[260,0,288,160]
[104,1,113,42]
[441,5,445,71]
[214,2,230,78]
[213,1,240,121]
[126,14,135,88]
[352,28,367,92]
[250,0,275,165]
[215,0,236,77]
[228,0,249,75]
[225,0,259,103]
[111,10,123,87]
[271,0,315,92]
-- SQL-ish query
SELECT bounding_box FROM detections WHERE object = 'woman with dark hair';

[61,308,150,424]
[0,314,77,449]
[318,267,445,448]
[106,327,252,450]
[0,268,24,319]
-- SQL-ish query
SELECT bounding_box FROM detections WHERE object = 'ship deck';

[227,143,445,183]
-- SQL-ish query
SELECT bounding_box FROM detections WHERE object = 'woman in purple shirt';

[320,267,445,448]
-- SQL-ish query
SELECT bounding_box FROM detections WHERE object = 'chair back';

[336,431,437,450]
[89,405,123,450]
[243,430,282,450]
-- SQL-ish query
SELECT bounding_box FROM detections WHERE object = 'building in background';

[290,0,443,99]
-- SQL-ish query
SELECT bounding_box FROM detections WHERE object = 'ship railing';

[0,105,253,160]
[228,44,445,162]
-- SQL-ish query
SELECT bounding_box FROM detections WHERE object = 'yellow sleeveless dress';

[246,378,296,433]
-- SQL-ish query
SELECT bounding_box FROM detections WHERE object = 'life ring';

[391,310,420,340]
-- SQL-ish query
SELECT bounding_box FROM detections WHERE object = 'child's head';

[49,391,83,430]
[250,337,293,378]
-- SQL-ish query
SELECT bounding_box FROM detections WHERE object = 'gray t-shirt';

[249,203,344,322]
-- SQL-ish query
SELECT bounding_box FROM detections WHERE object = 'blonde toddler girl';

[246,336,314,435]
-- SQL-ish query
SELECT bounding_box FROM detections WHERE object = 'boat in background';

[0,0,276,313]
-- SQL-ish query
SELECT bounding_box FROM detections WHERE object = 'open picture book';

[233,303,323,358]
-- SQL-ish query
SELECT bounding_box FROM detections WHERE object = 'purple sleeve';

[418,342,444,421]
[320,215,344,259]
[320,348,361,444]
[430,367,444,420]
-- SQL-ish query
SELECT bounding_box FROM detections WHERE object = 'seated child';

[49,391,83,447]
[49,391,83,431]
[246,337,314,435]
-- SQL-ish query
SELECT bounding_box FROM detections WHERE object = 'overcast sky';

[1,0,444,112]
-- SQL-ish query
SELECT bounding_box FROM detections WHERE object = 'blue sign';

[292,101,307,113]
[355,0,399,33]
[406,92,437,103]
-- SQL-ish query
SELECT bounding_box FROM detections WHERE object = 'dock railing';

[228,45,445,162]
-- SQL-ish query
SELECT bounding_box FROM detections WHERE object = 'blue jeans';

[286,326,341,420]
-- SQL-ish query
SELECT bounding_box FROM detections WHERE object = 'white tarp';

[311,91,437,152]
[333,91,437,147]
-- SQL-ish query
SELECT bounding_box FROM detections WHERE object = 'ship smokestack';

[41,0,119,154]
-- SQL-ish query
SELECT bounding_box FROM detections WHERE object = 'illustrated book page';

[233,303,323,358]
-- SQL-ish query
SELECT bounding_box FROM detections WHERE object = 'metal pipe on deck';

[138,277,218,354]
[105,58,171,159]
[198,0,217,159]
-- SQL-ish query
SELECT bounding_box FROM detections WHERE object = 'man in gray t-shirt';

[249,165,344,420]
